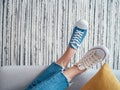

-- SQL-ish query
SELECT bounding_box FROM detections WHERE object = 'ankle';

[63,66,86,80]
[72,65,86,73]
[56,47,76,68]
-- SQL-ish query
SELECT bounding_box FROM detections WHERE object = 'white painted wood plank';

[0,0,120,70]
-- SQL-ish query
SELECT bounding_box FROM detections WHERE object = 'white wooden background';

[0,0,120,69]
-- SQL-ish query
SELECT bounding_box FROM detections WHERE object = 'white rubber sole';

[75,19,88,30]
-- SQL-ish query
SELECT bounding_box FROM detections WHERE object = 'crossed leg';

[26,45,108,90]
[25,20,88,90]
[25,47,85,90]
[25,19,109,90]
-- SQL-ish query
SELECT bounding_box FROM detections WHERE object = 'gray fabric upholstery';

[0,66,120,90]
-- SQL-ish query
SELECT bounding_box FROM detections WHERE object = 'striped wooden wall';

[0,0,120,69]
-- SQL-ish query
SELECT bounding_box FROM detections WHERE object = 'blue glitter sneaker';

[69,20,88,50]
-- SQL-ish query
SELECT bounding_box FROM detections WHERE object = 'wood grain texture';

[0,0,120,69]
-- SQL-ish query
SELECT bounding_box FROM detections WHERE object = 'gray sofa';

[0,66,120,90]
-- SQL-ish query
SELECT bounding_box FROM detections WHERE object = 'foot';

[69,20,88,50]
[75,46,109,70]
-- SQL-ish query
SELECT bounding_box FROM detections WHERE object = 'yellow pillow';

[81,63,120,90]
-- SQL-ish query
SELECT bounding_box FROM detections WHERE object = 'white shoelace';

[70,30,84,45]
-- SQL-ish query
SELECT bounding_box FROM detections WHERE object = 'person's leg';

[27,46,109,90]
[57,20,88,68]
[25,19,88,90]
[56,47,76,68]
[26,46,77,89]
[27,72,69,90]
[26,47,77,90]
[63,65,86,81]
[25,62,63,89]
[27,65,85,90]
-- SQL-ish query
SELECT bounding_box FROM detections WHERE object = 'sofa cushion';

[67,66,120,90]
[80,63,120,90]
[0,66,120,90]
[0,66,47,90]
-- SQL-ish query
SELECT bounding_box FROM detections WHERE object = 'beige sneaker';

[75,46,109,70]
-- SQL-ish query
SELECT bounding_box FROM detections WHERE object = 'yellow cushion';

[81,63,120,90]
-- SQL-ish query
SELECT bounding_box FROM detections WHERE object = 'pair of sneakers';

[69,20,109,70]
